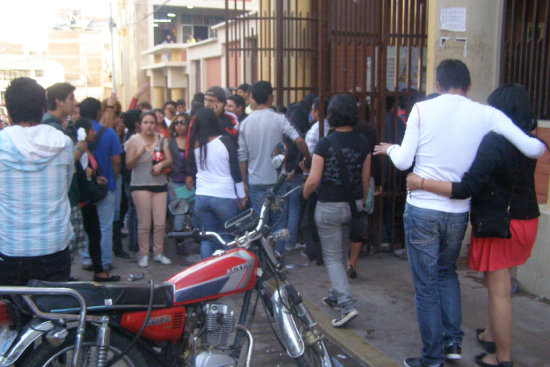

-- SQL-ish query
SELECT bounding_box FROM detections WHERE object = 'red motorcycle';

[0,174,332,367]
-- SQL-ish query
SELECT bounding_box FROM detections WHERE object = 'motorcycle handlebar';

[270,172,288,196]
[189,173,294,250]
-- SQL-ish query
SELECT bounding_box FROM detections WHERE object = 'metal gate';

[225,0,427,250]
[500,0,550,120]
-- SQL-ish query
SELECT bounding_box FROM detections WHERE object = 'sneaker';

[403,357,443,367]
[153,253,172,265]
[285,243,305,252]
[444,343,462,360]
[322,297,340,311]
[331,309,359,327]
[138,255,149,268]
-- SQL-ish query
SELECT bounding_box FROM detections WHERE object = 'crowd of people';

[0,59,546,367]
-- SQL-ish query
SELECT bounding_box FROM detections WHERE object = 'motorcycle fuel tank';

[167,248,258,305]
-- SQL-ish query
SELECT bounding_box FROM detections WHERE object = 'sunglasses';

[174,120,188,125]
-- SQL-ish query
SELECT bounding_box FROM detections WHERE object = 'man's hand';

[96,176,108,185]
[243,182,249,198]
[214,103,224,117]
[237,197,247,210]
[134,81,149,99]
[106,92,118,107]
[373,142,394,156]
[76,140,88,153]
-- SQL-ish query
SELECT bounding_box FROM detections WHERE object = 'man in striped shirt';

[0,77,74,285]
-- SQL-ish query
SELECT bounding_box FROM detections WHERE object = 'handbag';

[77,162,108,204]
[328,137,369,242]
[472,178,517,239]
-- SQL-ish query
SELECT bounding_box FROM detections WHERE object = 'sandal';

[475,353,513,367]
[476,328,496,353]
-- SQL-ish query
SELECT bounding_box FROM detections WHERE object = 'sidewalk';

[284,251,550,367]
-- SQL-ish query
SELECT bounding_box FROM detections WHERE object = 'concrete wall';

[426,0,504,103]
[518,205,550,298]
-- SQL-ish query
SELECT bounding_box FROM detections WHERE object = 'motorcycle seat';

[25,280,174,314]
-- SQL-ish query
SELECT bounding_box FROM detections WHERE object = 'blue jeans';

[249,183,286,257]
[284,175,302,249]
[403,204,468,365]
[195,195,239,259]
[81,190,115,267]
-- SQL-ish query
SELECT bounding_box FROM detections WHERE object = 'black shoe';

[444,343,462,360]
[475,353,514,367]
[114,250,130,259]
[322,297,340,311]
[403,357,443,367]
[82,264,93,271]
[94,274,121,282]
[347,266,357,279]
[476,328,496,353]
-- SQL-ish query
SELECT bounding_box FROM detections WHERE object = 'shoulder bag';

[472,178,518,239]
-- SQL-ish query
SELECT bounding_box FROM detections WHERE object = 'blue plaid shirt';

[0,126,74,257]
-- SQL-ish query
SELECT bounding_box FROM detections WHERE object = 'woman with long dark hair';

[167,112,195,232]
[189,107,246,259]
[407,84,544,367]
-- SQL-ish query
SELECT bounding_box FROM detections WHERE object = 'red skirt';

[467,218,538,272]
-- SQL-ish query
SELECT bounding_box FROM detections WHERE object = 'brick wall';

[534,126,550,203]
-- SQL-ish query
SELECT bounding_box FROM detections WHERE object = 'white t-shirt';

[194,137,245,199]
[387,93,545,213]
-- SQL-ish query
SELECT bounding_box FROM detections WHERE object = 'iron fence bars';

[224,0,427,251]
[501,0,550,119]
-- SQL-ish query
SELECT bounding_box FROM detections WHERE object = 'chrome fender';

[270,285,305,358]
[0,319,54,366]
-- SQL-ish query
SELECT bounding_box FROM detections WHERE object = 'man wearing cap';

[204,86,239,145]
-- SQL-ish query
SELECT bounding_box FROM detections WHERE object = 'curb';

[302,297,400,367]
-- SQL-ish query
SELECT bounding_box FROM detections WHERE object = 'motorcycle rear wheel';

[21,328,148,367]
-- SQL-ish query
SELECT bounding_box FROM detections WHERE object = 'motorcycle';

[0,173,332,367]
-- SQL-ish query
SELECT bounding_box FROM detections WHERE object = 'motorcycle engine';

[202,303,236,347]
[195,303,237,367]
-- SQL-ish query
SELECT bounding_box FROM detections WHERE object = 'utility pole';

[109,1,117,94]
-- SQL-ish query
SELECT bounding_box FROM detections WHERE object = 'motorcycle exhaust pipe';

[270,285,305,358]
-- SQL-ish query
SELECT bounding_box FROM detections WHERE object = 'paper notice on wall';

[440,7,466,32]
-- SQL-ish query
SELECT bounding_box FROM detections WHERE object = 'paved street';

[71,239,362,366]
[71,236,550,367]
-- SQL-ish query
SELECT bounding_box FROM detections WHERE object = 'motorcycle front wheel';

[21,328,148,367]
[291,305,332,367]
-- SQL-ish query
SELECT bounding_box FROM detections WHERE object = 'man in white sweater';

[374,59,545,367]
